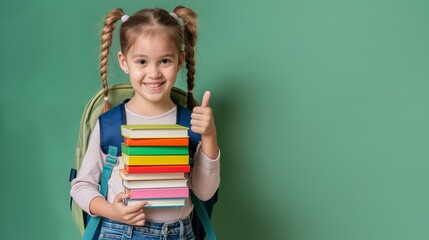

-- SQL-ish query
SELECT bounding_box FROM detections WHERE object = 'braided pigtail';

[173,6,198,110]
[100,8,125,114]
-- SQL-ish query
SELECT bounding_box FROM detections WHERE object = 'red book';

[120,169,186,181]
[124,165,191,174]
[123,137,189,147]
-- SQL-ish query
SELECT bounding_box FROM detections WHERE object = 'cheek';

[167,69,179,79]
[129,71,143,80]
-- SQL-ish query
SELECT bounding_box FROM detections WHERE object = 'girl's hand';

[191,91,216,137]
[191,91,219,159]
[109,192,147,226]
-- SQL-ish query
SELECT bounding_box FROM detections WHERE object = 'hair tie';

[187,90,193,94]
[104,96,109,101]
[121,14,129,23]
[170,12,179,20]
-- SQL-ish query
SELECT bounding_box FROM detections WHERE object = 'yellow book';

[122,153,189,166]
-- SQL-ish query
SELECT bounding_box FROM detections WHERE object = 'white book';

[121,124,189,139]
[125,198,186,208]
[122,179,188,189]
[120,170,186,181]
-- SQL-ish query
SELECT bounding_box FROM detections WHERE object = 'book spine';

[120,170,186,181]
[125,198,186,208]
[123,179,188,189]
[121,128,188,139]
[125,187,189,199]
[122,154,189,166]
[121,144,189,155]
[123,137,189,147]
[124,165,191,174]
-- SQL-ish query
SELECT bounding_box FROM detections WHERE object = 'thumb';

[114,192,129,204]
[201,91,211,107]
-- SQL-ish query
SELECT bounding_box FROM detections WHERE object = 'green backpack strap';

[82,146,118,240]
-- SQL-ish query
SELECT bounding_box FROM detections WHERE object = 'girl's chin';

[139,92,169,103]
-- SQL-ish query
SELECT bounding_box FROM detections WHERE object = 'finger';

[191,118,209,128]
[127,210,146,225]
[191,107,202,115]
[131,214,146,226]
[191,126,206,134]
[191,112,210,122]
[201,91,211,108]
[114,192,128,204]
[139,201,148,208]
[127,201,148,212]
[135,220,146,226]
[192,107,212,116]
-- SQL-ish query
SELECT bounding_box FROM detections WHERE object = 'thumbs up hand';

[191,91,216,136]
[191,91,219,159]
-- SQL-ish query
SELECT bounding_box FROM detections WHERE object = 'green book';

[122,143,189,156]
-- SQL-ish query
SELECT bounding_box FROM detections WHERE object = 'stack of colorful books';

[120,124,191,208]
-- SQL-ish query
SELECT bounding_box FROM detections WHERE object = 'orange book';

[123,137,189,147]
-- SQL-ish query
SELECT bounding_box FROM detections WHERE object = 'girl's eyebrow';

[131,53,176,58]
[131,54,148,58]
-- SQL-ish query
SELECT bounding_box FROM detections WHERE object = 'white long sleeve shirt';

[70,105,220,222]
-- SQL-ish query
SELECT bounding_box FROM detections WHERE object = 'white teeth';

[146,83,162,88]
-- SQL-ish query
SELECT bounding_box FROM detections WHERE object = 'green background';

[1,0,428,239]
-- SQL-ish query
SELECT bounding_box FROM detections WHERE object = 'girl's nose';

[149,65,161,78]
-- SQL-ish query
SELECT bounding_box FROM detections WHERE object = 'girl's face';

[119,34,184,107]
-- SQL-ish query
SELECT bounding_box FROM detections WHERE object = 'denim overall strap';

[82,146,118,240]
[190,191,217,240]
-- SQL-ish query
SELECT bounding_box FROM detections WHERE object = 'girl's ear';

[118,51,129,74]
[177,52,185,71]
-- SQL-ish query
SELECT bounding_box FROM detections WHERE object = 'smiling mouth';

[144,82,165,88]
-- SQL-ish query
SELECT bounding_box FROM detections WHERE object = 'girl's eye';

[137,60,147,65]
[161,59,172,64]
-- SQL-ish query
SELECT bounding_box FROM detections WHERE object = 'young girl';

[71,6,220,240]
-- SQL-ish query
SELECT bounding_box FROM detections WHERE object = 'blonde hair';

[99,6,198,113]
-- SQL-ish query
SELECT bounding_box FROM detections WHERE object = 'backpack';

[69,83,218,240]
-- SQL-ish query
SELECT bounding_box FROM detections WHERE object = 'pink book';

[125,187,189,199]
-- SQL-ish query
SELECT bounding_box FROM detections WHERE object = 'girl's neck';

[126,96,176,116]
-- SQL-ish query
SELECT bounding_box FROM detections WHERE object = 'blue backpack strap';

[176,105,218,240]
[176,105,200,158]
[99,100,129,156]
[82,101,128,240]
[82,146,118,240]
